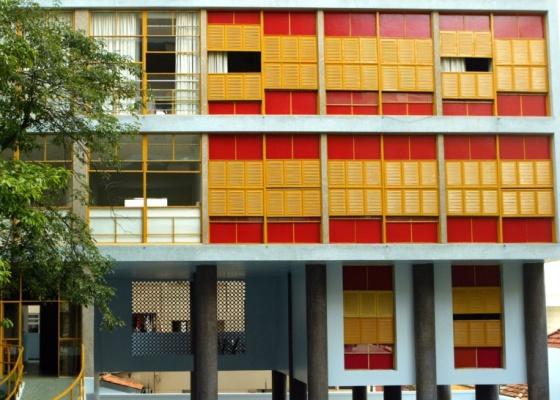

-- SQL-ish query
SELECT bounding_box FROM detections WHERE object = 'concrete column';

[194,265,218,400]
[384,385,402,400]
[352,386,367,400]
[412,264,438,400]
[475,384,498,400]
[437,385,451,400]
[287,274,302,399]
[272,370,287,400]
[306,264,328,400]
[523,262,550,400]
[291,379,308,400]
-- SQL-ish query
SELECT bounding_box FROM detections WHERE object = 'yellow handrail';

[0,344,24,400]
[53,344,85,400]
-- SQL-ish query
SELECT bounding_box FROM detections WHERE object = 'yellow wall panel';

[208,25,225,50]
[465,190,481,214]
[514,67,530,91]
[447,190,463,215]
[381,39,398,64]
[245,163,264,187]
[267,190,284,216]
[416,40,434,64]
[244,26,261,51]
[399,66,416,91]
[300,37,317,62]
[537,190,554,215]
[360,292,377,317]
[325,38,342,62]
[303,161,321,186]
[485,320,503,347]
[285,191,303,216]
[469,321,486,347]
[495,40,512,64]
[377,318,394,344]
[225,25,243,50]
[398,39,415,64]
[446,162,462,186]
[453,321,470,347]
[463,162,480,186]
[283,64,300,88]
[285,161,303,186]
[442,73,459,98]
[403,162,420,186]
[385,162,403,187]
[302,190,321,216]
[301,64,318,89]
[386,191,403,214]
[421,162,438,186]
[360,318,378,344]
[264,64,282,88]
[361,65,379,90]
[513,40,529,64]
[325,65,343,90]
[403,190,420,214]
[342,38,360,63]
[496,66,513,91]
[344,318,361,344]
[482,191,499,214]
[481,162,498,186]
[500,162,517,186]
[484,287,502,313]
[422,190,438,214]
[246,190,264,215]
[377,292,394,317]
[344,292,361,316]
[266,161,284,186]
[282,37,299,61]
[343,65,361,90]
[227,161,245,187]
[531,67,548,92]
[347,162,364,186]
[416,66,435,91]
[502,191,518,215]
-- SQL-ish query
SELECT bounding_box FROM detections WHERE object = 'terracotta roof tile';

[100,373,144,391]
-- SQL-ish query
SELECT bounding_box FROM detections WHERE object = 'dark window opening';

[227,52,261,73]
[465,58,491,72]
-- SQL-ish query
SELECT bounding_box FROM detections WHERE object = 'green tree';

[0,0,143,329]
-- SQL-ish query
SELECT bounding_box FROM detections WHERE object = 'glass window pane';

[147,12,173,36]
[147,173,200,206]
[90,172,143,206]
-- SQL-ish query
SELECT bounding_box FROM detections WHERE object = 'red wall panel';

[477,348,502,368]
[408,103,433,116]
[327,105,352,115]
[293,135,320,158]
[291,91,318,115]
[290,13,316,35]
[368,265,393,290]
[405,14,431,38]
[444,136,470,160]
[465,15,491,31]
[455,348,477,368]
[351,13,376,37]
[294,222,321,243]
[236,102,262,114]
[475,265,501,286]
[207,11,234,24]
[493,15,520,39]
[209,102,235,115]
[343,266,368,290]
[355,135,381,159]
[499,136,525,159]
[448,217,473,242]
[369,354,394,369]
[237,223,264,243]
[519,15,544,38]
[209,135,236,160]
[385,222,412,243]
[470,136,496,159]
[382,103,407,115]
[497,95,522,116]
[468,103,493,116]
[265,91,291,114]
[452,265,476,287]
[502,218,527,243]
[439,15,464,30]
[345,354,368,369]
[521,95,547,116]
[526,218,553,243]
[236,135,263,160]
[328,135,354,159]
[263,12,290,35]
[210,222,237,243]
[329,219,355,243]
[411,222,438,242]
[234,12,260,24]
[267,223,293,243]
[472,218,499,242]
[443,102,467,116]
[379,14,405,38]
[383,136,409,160]
[524,135,550,159]
[325,13,350,36]
[410,135,436,159]
[266,135,292,159]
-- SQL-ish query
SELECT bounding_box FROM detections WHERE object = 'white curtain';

[175,12,200,115]
[208,52,228,73]
[441,57,465,72]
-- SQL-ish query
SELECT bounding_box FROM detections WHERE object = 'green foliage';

[0,0,144,330]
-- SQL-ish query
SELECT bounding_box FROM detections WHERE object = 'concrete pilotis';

[412,264,437,400]
[352,386,367,400]
[475,385,498,400]
[272,370,287,400]
[383,385,402,400]
[194,265,218,400]
[437,385,451,400]
[523,262,550,400]
[306,264,329,400]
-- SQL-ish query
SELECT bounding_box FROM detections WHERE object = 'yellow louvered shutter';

[302,161,320,186]
[329,190,346,215]
[267,191,284,216]
[244,26,261,51]
[529,40,546,65]
[300,37,317,62]
[416,40,433,64]
[457,31,474,56]
[502,191,518,216]
[208,75,226,100]
[285,190,303,216]
[477,73,494,98]
[246,190,264,216]
[404,190,420,214]
[266,161,284,186]
[282,37,298,61]
[365,189,382,215]
[264,64,282,89]
[514,67,530,92]
[453,321,469,347]
[447,190,463,215]
[361,318,378,344]
[344,65,361,90]
[416,66,434,91]
[421,162,437,186]
[518,161,534,186]
[224,25,242,50]
[465,190,481,214]
[469,321,486,347]
[346,161,364,186]
[207,25,225,50]
[381,66,398,91]
[485,320,502,347]
[385,162,402,186]
[535,161,552,186]
[344,318,361,344]
[460,74,476,98]
[377,318,394,344]
[303,190,321,216]
[481,162,497,186]
[440,31,457,56]
[531,67,548,92]
[495,40,512,65]
[361,65,378,90]
[446,162,462,186]
[347,189,365,215]
[328,161,345,186]
[496,66,513,91]
[361,38,378,63]
[264,37,281,62]
[301,65,318,89]
[386,191,402,214]
[513,40,529,64]
[360,292,377,317]
[484,287,502,313]
[468,287,485,313]
[482,190,499,215]
[227,161,244,187]
[500,162,517,186]
[398,39,415,64]
[342,38,360,63]
[344,291,361,316]
[537,190,553,216]
[381,39,398,64]
[227,190,245,215]
[325,38,342,62]
[453,288,469,314]
[399,66,415,91]
[209,161,227,187]
[403,162,419,186]
[283,64,299,88]
[325,65,343,90]
[422,190,438,214]
[442,73,459,98]
[364,162,382,186]
[377,292,394,317]
[474,32,492,57]
[285,161,303,186]
[463,162,479,186]
[244,75,262,100]
[209,190,227,215]
[226,75,243,100]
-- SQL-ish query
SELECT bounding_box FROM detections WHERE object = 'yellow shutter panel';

[344,291,361,316]
[386,191,403,214]
[361,38,378,63]
[208,75,226,100]
[227,161,245,187]
[381,66,398,91]
[399,66,416,91]
[227,190,245,215]
[500,162,517,186]
[422,190,438,214]
[481,161,498,186]
[442,73,459,98]
[417,66,434,91]
[266,161,284,186]
[244,75,262,100]
[365,189,383,215]
[446,162,462,186]
[495,40,512,65]
[347,190,364,215]
[325,38,342,63]
[364,162,382,186]
[477,73,494,98]
[300,37,317,62]
[377,318,394,344]
[398,39,415,64]
[207,25,225,50]
[474,32,492,57]
[453,321,469,347]
[421,162,437,186]
[360,292,377,317]
[328,161,345,186]
[468,287,485,313]
[465,190,481,214]
[302,161,320,187]
[463,161,480,186]
[403,162,419,186]
[325,65,343,90]
[385,162,402,186]
[264,64,282,89]
[344,65,361,90]
[282,37,298,61]
[535,161,552,186]
[301,65,318,89]
[377,292,394,317]
[519,191,536,215]
[267,190,284,216]
[328,190,346,215]
[347,161,364,186]
[283,64,299,88]
[496,66,513,91]
[285,161,303,186]
[485,320,503,347]
[514,67,530,92]
[226,74,244,100]
[531,67,548,92]
[264,37,281,62]
[225,25,242,50]
[344,318,361,344]
[209,161,226,187]
[518,161,534,186]
[484,287,502,313]
[469,321,486,347]
[513,40,529,64]
[482,190,499,215]
[361,318,378,344]
[404,190,420,214]
[440,31,457,56]
[453,288,469,314]
[244,26,261,51]
[381,39,398,64]
[416,40,434,64]
[529,40,546,65]
[460,74,476,98]
[457,31,474,56]
[209,190,227,215]
[285,190,303,216]
[246,190,264,216]
[303,190,321,216]
[502,191,518,216]
[447,190,463,215]
[361,65,378,90]
[342,38,360,63]
[537,190,553,216]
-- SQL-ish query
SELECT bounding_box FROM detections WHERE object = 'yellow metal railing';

[0,345,24,400]
[53,345,85,400]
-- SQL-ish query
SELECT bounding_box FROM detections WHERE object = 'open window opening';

[441,57,492,72]
[208,52,261,73]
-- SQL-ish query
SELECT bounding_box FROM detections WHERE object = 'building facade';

[25,0,560,399]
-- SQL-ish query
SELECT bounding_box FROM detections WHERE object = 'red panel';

[499,136,524,160]
[330,219,356,243]
[447,218,473,243]
[368,265,393,290]
[385,222,412,243]
[443,102,468,116]
[354,135,381,160]
[236,135,263,160]
[343,266,368,290]
[455,348,477,368]
[209,135,236,160]
[524,135,550,159]
[209,102,235,115]
[356,219,382,243]
[405,14,431,39]
[209,223,236,243]
[351,13,376,37]
[267,223,294,243]
[353,106,378,115]
[493,15,519,39]
[470,136,496,160]
[519,15,544,39]
[266,135,292,159]
[444,136,470,160]
[353,92,378,105]
[324,13,350,37]
[526,218,553,243]
[472,218,499,243]
[452,265,475,287]
[292,91,318,115]
[294,222,321,243]
[468,102,493,116]
[290,13,316,35]
[380,14,405,38]
[521,95,547,117]
[477,348,502,368]
[265,91,291,115]
[497,95,521,116]
[234,12,261,25]
[345,354,369,369]
[327,91,352,105]
[475,265,501,286]
[263,12,290,35]
[502,218,527,243]
[294,135,320,159]
[439,15,463,31]
[408,103,433,116]
[382,103,407,115]
[383,136,409,160]
[237,223,264,243]
[207,11,234,24]
[328,135,354,159]
[236,102,261,115]
[327,106,352,115]
[410,135,436,159]
[465,15,491,31]
[411,222,438,243]
[369,354,394,370]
